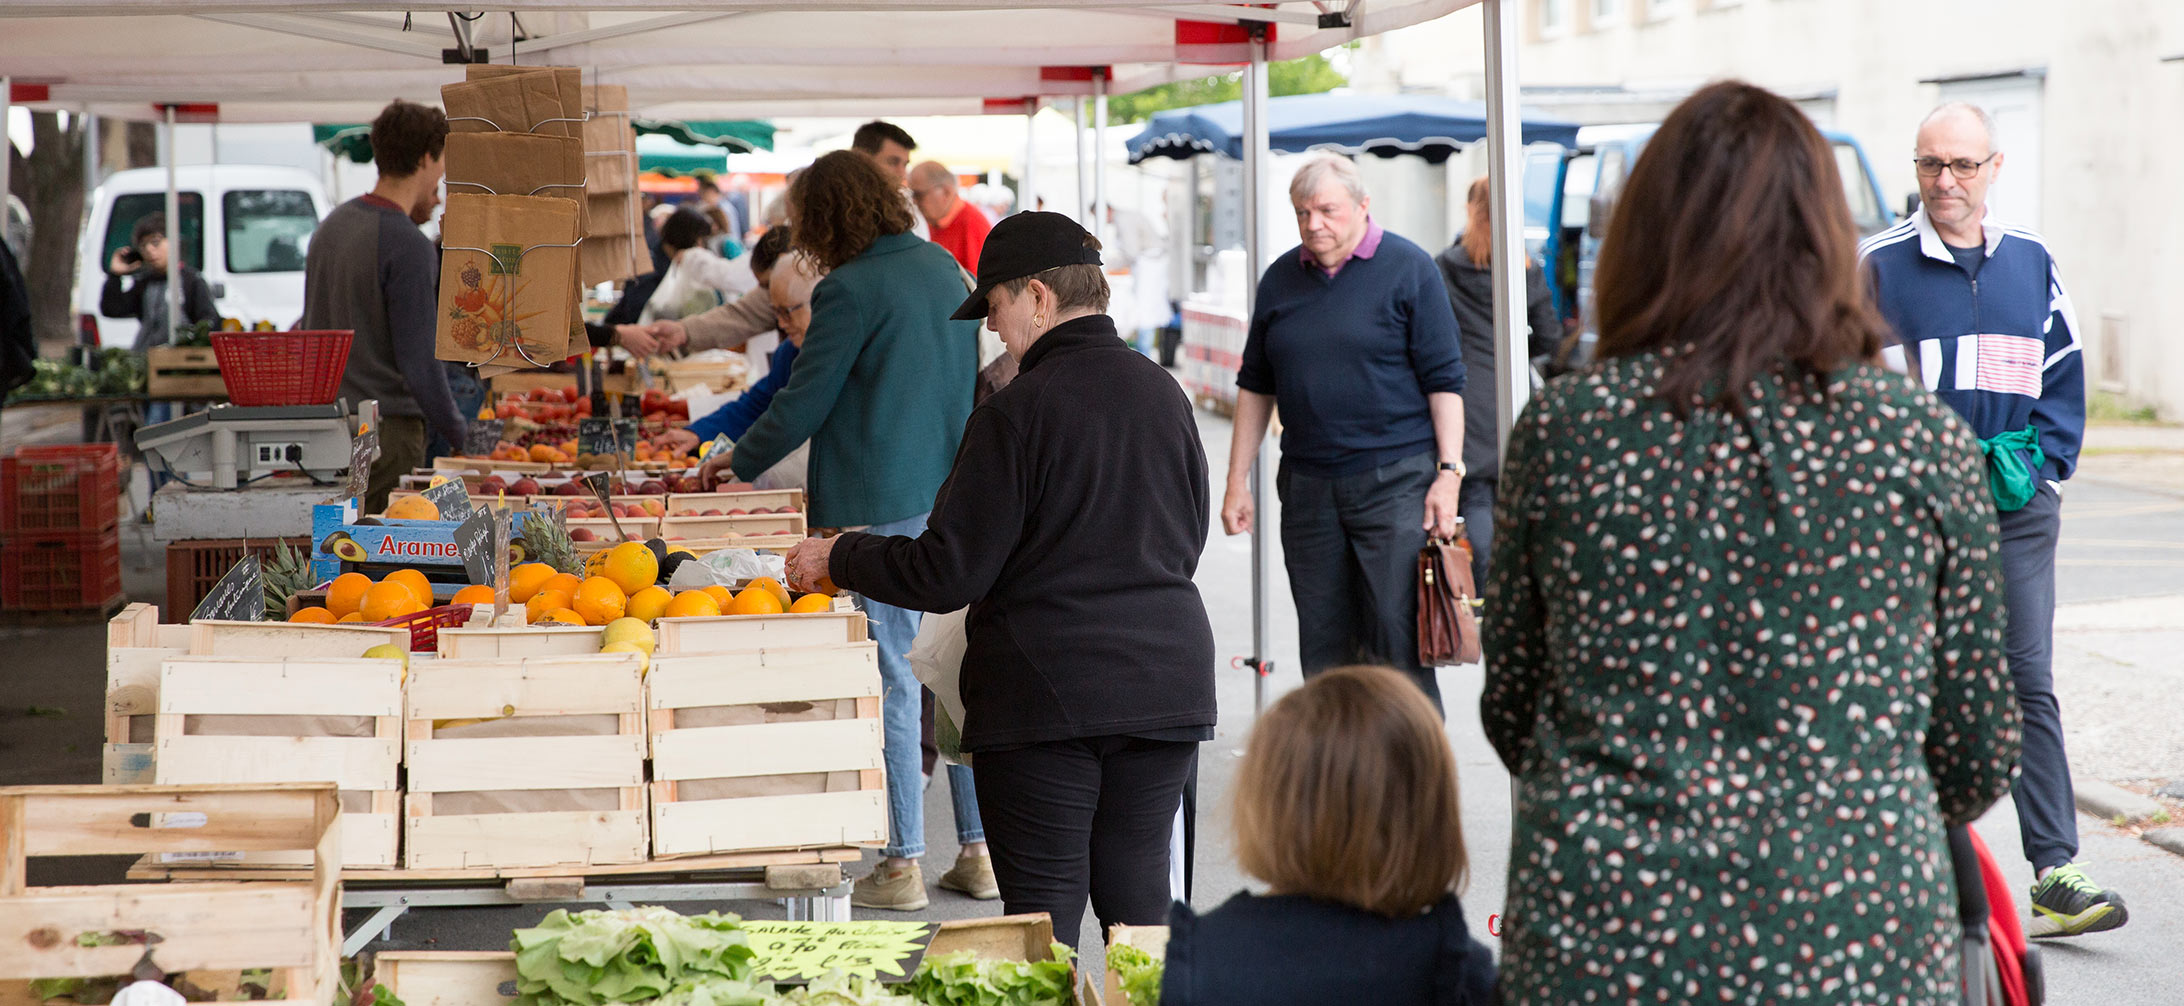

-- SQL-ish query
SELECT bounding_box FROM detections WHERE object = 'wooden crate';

[1101,925,1170,1006]
[0,783,340,1006]
[489,369,640,396]
[433,456,551,474]
[665,489,805,516]
[404,653,648,871]
[375,915,1085,1006]
[647,643,886,858]
[656,610,868,654]
[658,513,806,539]
[146,346,226,399]
[105,604,191,784]
[163,537,311,621]
[151,656,403,868]
[435,624,604,658]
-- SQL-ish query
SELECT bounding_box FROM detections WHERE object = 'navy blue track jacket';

[1859,207,2084,484]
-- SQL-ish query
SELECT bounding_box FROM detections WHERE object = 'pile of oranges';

[288,569,496,624]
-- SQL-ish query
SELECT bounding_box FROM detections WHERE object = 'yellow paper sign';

[742,920,935,983]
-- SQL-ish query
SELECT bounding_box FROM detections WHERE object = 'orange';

[288,606,336,623]
[813,575,840,597]
[585,550,612,578]
[787,593,834,613]
[661,590,722,619]
[542,572,584,600]
[601,542,659,595]
[539,608,588,626]
[326,572,373,618]
[361,581,426,622]
[509,562,556,603]
[337,612,366,623]
[729,587,786,615]
[383,495,442,521]
[573,577,628,626]
[451,584,497,606]
[528,443,559,463]
[626,586,673,623]
[745,576,793,609]
[701,585,735,608]
[525,589,575,624]
[386,568,435,607]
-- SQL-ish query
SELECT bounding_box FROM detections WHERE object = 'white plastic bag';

[666,548,786,591]
[908,607,970,765]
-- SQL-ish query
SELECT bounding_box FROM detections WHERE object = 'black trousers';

[972,736,1195,950]
[1457,477,1497,590]
[1277,449,1442,711]
[1999,482,2077,870]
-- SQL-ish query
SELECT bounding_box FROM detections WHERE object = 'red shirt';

[927,200,992,274]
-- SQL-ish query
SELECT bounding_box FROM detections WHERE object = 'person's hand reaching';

[615,324,660,357]
[656,428,700,456]
[646,319,689,353]
[699,446,736,490]
[782,536,842,594]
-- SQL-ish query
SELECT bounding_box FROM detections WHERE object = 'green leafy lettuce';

[903,943,1075,1006]
[1103,946,1162,1006]
[511,907,755,1006]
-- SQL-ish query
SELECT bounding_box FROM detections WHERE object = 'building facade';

[1359,0,2184,419]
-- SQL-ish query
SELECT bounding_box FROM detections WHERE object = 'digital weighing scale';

[135,401,371,489]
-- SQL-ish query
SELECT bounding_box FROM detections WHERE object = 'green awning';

[314,124,374,165]
[636,134,728,176]
[632,119,774,153]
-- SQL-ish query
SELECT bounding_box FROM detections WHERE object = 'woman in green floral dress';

[1481,81,2022,1004]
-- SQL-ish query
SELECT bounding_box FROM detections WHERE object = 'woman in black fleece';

[781,212,1214,948]
[1162,666,1496,1006]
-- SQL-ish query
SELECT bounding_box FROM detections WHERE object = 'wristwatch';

[1437,462,1465,477]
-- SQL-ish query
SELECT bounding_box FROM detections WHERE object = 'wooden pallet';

[403,653,649,871]
[0,783,340,1006]
[656,610,868,654]
[373,915,1087,1006]
[647,643,887,859]
[151,656,403,868]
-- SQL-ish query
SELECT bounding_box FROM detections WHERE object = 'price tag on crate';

[454,508,496,586]
[462,419,506,458]
[743,921,936,984]
[191,553,265,622]
[423,476,475,523]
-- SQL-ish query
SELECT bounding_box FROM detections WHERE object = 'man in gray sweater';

[304,99,464,513]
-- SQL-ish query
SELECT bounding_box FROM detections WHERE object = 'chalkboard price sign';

[331,428,380,505]
[463,420,507,458]
[578,417,638,457]
[423,477,475,523]
[191,554,266,622]
[454,509,496,586]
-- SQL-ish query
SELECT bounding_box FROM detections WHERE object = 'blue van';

[1524,124,1895,366]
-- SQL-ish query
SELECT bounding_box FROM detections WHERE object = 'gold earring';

[1032,314,1046,329]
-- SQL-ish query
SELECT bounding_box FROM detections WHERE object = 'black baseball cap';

[950,211,1104,321]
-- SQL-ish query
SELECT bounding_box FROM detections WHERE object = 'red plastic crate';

[209,329,354,406]
[2,527,124,612]
[374,603,476,652]
[2,444,120,535]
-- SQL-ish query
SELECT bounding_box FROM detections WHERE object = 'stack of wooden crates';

[104,601,887,873]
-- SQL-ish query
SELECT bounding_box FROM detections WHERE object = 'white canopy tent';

[3,0,1532,706]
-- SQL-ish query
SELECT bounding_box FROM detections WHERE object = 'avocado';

[353,516,386,526]
[659,552,690,583]
[644,538,669,566]
[323,532,368,563]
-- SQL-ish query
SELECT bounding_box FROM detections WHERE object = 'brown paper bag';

[454,65,584,139]
[437,193,582,368]
[444,132,588,220]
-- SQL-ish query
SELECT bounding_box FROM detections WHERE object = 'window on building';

[1645,0,1683,19]
[1590,0,1624,27]
[1539,0,1570,35]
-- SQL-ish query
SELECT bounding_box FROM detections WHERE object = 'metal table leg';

[343,903,410,957]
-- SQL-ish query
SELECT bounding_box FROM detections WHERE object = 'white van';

[76,165,332,348]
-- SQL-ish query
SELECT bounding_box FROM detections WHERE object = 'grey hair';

[1920,101,1999,151]
[1288,154,1367,206]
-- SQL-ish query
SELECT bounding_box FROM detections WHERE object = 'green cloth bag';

[1980,426,2045,512]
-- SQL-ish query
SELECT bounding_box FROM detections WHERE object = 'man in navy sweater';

[1861,102,2116,938]
[1221,155,1466,710]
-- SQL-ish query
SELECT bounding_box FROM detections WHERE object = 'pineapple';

[520,511,581,576]
[262,539,314,621]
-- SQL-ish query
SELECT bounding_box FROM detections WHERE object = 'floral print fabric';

[1482,355,2022,1004]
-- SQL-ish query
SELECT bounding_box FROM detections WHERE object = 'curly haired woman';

[701,149,987,911]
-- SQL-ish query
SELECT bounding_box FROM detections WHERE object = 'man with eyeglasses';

[1859,102,2113,938]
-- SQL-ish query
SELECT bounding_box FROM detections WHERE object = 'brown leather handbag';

[1417,532,1482,666]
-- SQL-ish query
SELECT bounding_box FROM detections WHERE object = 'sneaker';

[2027,862,2128,937]
[852,861,929,912]
[937,853,1000,900]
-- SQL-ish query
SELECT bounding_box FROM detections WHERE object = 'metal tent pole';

[1243,25,1273,716]
[1022,105,1037,215]
[1093,68,1109,245]
[1,79,11,211]
[1483,0,1530,455]
[1074,97,1090,225]
[163,103,183,344]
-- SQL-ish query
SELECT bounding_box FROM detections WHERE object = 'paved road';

[7,409,2179,999]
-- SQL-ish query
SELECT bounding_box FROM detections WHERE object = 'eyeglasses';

[1913,153,1998,179]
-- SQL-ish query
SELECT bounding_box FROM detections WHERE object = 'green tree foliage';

[1106,51,1349,125]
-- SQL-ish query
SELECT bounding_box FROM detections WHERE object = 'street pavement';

[4,406,2181,999]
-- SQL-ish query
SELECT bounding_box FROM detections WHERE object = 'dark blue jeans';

[1457,477,1496,589]
[1277,449,1440,712]
[2000,481,2075,871]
